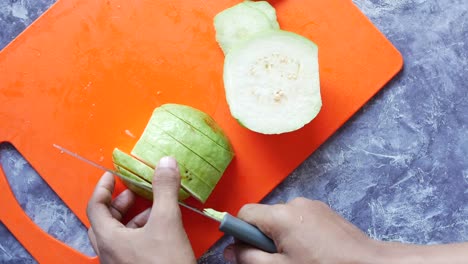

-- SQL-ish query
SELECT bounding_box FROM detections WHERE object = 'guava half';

[223,30,322,134]
[215,2,322,134]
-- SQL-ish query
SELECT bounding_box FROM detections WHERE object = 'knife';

[53,144,277,253]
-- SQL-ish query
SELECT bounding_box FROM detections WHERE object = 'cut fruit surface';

[214,1,279,54]
[224,30,322,134]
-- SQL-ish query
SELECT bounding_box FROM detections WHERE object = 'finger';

[147,157,182,227]
[126,208,151,228]
[87,227,99,255]
[232,242,280,264]
[109,189,136,221]
[86,172,121,231]
[237,204,287,239]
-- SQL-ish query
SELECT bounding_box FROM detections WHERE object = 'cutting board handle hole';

[0,142,96,257]
[0,221,37,263]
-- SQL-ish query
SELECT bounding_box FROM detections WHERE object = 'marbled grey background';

[0,0,467,263]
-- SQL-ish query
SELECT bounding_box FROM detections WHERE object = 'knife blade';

[53,144,277,253]
[53,144,153,193]
[53,144,219,220]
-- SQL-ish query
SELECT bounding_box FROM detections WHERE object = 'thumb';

[146,156,182,226]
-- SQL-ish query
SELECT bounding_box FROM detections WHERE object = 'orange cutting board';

[0,0,402,262]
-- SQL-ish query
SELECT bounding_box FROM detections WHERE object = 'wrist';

[375,241,468,264]
[370,241,425,264]
[346,239,395,264]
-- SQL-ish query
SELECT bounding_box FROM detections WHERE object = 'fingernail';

[158,156,177,169]
[223,245,235,262]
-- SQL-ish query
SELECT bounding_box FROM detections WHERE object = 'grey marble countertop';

[0,0,467,263]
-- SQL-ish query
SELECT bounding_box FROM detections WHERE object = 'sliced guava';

[112,148,154,182]
[223,30,322,134]
[214,1,279,54]
[149,108,233,172]
[114,104,233,203]
[116,165,154,200]
[161,104,233,152]
[135,128,221,186]
[115,164,190,201]
[131,139,216,203]
[114,164,152,189]
[113,148,191,200]
[243,1,280,28]
[114,164,153,200]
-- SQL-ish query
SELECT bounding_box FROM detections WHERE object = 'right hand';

[223,198,468,264]
[223,198,379,264]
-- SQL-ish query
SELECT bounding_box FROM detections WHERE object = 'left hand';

[86,157,196,264]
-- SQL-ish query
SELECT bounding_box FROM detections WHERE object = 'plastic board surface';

[0,0,402,261]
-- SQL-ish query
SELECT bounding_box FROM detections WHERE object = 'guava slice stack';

[215,1,322,134]
[112,104,234,203]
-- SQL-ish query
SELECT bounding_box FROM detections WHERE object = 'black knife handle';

[219,213,277,253]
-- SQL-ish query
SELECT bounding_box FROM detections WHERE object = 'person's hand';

[223,198,468,264]
[87,157,196,264]
[223,198,379,264]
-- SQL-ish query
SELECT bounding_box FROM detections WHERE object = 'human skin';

[87,157,468,264]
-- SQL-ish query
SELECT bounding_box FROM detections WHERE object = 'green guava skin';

[147,108,233,172]
[214,1,278,54]
[161,104,233,152]
[243,1,280,28]
[131,136,217,203]
[131,142,211,202]
[115,164,190,201]
[113,148,190,200]
[113,104,234,203]
[113,148,154,182]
